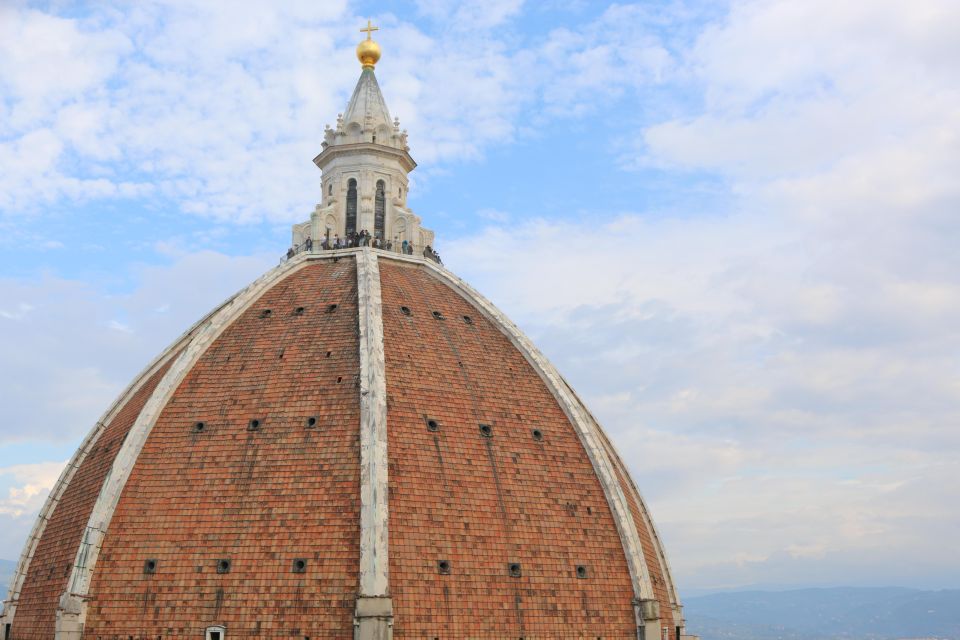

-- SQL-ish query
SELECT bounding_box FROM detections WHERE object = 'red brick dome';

[1,250,683,639]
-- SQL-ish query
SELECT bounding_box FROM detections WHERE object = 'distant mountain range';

[683,587,960,640]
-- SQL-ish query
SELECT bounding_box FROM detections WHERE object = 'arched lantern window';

[346,178,358,236]
[375,180,386,240]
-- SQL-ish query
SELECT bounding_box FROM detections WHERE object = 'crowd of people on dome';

[285,229,442,264]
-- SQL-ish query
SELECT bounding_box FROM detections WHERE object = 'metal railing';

[282,239,442,265]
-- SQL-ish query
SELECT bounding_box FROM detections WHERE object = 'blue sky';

[2,0,960,594]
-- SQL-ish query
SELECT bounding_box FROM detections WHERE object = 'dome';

[1,251,682,639]
[1,22,686,640]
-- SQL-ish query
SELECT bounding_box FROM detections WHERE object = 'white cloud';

[0,302,33,320]
[414,0,524,29]
[476,207,510,222]
[1,3,348,218]
[0,461,65,519]
[537,4,677,117]
[0,6,131,130]
[107,319,134,333]
[0,460,67,570]
[0,2,706,220]
[643,0,960,185]
[443,0,960,575]
[0,2,552,220]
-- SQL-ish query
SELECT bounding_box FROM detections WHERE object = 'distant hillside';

[683,587,960,640]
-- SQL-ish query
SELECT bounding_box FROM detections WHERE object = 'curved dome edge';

[0,271,255,633]
[559,370,684,624]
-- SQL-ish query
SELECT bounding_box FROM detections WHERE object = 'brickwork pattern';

[83,260,361,639]
[379,260,637,638]
[11,359,177,640]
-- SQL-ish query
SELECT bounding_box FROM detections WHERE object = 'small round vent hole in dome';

[248,419,261,431]
[216,559,231,574]
[193,422,205,433]
[326,304,338,313]
[532,429,543,441]
[400,306,411,316]
[259,309,272,318]
[462,315,473,324]
[306,416,318,428]
[437,560,451,575]
[294,306,305,315]
[292,558,307,573]
[508,562,522,577]
[432,310,444,320]
[576,565,588,579]
[426,418,439,432]
[143,559,157,574]
[479,424,493,438]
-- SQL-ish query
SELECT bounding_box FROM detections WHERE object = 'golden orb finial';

[357,20,381,69]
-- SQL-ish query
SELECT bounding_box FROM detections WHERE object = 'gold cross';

[360,20,378,40]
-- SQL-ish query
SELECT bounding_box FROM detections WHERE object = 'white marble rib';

[53,254,318,639]
[356,248,390,598]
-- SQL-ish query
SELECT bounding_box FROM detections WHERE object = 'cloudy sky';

[2,0,959,594]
